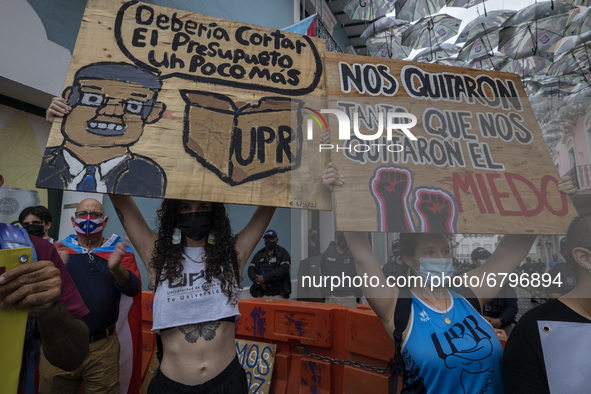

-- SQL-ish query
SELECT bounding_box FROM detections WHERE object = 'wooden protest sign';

[235,339,276,394]
[324,52,577,234]
[36,0,330,209]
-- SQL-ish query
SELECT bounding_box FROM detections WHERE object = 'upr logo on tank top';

[165,269,222,302]
[430,315,496,394]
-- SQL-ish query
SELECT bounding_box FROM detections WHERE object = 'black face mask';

[177,211,214,241]
[24,224,45,238]
[337,236,348,249]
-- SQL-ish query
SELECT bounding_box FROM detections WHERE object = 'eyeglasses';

[75,211,104,219]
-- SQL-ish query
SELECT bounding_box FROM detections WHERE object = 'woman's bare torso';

[159,320,237,385]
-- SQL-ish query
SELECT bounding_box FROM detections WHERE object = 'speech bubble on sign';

[114,1,323,96]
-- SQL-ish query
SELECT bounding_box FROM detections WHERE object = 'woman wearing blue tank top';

[323,163,575,394]
[109,195,275,394]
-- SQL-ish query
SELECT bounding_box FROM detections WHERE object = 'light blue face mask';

[413,258,454,286]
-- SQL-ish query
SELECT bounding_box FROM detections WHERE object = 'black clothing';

[248,245,291,297]
[483,284,518,327]
[308,238,320,258]
[502,299,591,394]
[37,146,167,197]
[382,257,404,280]
[319,244,362,298]
[547,263,578,296]
[148,355,248,394]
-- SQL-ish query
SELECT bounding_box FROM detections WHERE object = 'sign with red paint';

[324,52,576,234]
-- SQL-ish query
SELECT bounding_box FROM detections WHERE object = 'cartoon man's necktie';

[77,165,97,192]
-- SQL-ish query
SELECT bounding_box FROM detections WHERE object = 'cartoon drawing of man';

[38,62,167,197]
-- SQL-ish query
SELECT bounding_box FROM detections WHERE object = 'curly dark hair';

[150,199,240,305]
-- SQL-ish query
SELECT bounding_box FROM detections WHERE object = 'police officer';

[471,247,518,335]
[547,237,578,299]
[248,229,291,299]
[382,239,404,280]
[320,231,362,308]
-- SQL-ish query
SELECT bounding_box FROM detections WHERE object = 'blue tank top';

[401,289,503,394]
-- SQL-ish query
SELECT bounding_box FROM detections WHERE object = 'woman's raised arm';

[109,194,158,281]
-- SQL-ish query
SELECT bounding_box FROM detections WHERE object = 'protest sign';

[235,339,276,394]
[0,247,32,394]
[323,52,577,234]
[37,0,330,209]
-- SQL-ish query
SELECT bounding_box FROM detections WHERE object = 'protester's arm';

[108,194,158,283]
[468,234,537,306]
[235,207,276,273]
[345,232,397,334]
[0,260,89,370]
[470,175,575,306]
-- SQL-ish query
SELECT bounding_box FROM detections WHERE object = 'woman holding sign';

[322,162,575,394]
[47,98,276,393]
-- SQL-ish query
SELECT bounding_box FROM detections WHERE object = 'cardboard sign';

[36,0,330,209]
[324,52,577,234]
[0,247,32,394]
[235,339,276,394]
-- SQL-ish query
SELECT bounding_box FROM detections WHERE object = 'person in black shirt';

[320,231,362,308]
[381,239,404,280]
[467,247,518,334]
[248,229,291,298]
[308,229,320,258]
[503,213,591,394]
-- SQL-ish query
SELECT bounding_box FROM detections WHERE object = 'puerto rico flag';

[59,234,142,394]
[74,218,106,236]
[281,13,317,37]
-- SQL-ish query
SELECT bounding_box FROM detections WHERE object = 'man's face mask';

[23,224,45,238]
[412,257,455,286]
[265,239,277,249]
[337,236,348,249]
[177,211,213,241]
[74,217,105,236]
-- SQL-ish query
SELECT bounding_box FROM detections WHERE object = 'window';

[568,148,576,170]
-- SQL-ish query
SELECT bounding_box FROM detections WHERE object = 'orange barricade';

[140,294,510,392]
[141,292,156,382]
[235,298,396,394]
[494,329,508,349]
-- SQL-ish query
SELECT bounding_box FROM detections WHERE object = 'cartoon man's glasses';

[80,92,145,115]
[75,211,104,219]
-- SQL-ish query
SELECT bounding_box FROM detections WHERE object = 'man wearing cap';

[382,239,404,280]
[547,237,578,299]
[320,232,362,308]
[248,230,291,299]
[471,247,518,335]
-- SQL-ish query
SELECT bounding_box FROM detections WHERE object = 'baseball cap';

[471,247,492,260]
[392,239,400,248]
[335,231,344,238]
[263,229,277,238]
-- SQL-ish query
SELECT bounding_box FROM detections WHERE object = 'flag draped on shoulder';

[58,234,142,394]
